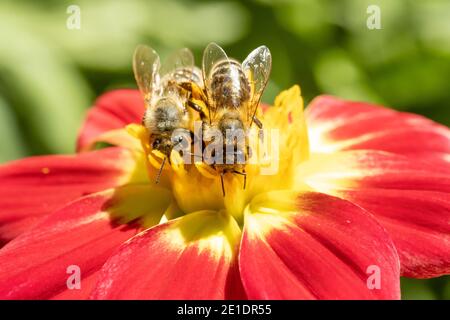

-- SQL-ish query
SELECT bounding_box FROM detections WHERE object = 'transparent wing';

[191,66,204,88]
[202,42,229,123]
[160,48,196,101]
[242,46,272,124]
[160,47,194,78]
[133,45,161,103]
[202,42,228,81]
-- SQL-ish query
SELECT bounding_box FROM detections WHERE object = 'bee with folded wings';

[133,45,204,183]
[189,43,272,196]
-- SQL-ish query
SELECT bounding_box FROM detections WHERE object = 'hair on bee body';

[199,42,272,195]
[133,45,203,183]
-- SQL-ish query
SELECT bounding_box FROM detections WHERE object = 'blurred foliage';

[0,0,448,298]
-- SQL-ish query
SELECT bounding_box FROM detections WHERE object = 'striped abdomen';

[165,67,203,87]
[210,59,250,110]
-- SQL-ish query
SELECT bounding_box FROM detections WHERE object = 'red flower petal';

[91,211,245,300]
[0,184,172,299]
[341,189,450,278]
[306,96,450,165]
[77,90,145,152]
[0,147,142,244]
[0,191,137,299]
[50,271,101,300]
[297,150,450,278]
[239,191,400,299]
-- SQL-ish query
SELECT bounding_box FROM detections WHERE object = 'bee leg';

[183,81,208,102]
[155,156,167,184]
[233,170,247,190]
[247,145,252,159]
[177,81,192,92]
[252,115,263,129]
[187,100,207,122]
[253,116,266,159]
[178,82,208,102]
[187,100,202,113]
[220,172,226,197]
[252,115,264,143]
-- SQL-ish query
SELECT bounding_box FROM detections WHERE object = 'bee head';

[152,132,187,158]
[151,135,172,157]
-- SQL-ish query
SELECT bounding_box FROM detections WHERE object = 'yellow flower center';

[127,85,309,224]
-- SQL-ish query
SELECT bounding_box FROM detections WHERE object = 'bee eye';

[152,139,161,148]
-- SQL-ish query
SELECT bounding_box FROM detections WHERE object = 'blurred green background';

[0,0,449,299]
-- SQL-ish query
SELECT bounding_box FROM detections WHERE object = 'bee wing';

[242,46,272,125]
[202,42,229,81]
[160,47,197,102]
[160,47,195,78]
[202,42,230,123]
[133,45,161,104]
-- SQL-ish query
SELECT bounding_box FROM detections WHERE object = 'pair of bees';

[133,42,272,195]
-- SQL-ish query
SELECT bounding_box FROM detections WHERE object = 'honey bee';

[133,45,203,183]
[198,42,272,195]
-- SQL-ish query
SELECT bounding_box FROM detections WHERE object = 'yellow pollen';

[126,85,309,223]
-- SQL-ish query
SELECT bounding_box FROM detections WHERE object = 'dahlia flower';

[0,86,449,299]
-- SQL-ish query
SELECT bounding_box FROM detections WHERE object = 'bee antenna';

[220,173,226,197]
[233,170,247,190]
[155,157,167,184]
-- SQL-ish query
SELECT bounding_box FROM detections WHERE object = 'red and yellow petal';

[0,147,147,244]
[77,90,145,152]
[339,189,450,278]
[306,96,450,165]
[91,210,245,300]
[239,191,400,300]
[296,150,450,278]
[0,184,172,299]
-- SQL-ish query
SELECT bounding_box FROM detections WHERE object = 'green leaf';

[401,278,437,300]
[0,7,92,153]
[0,96,28,162]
